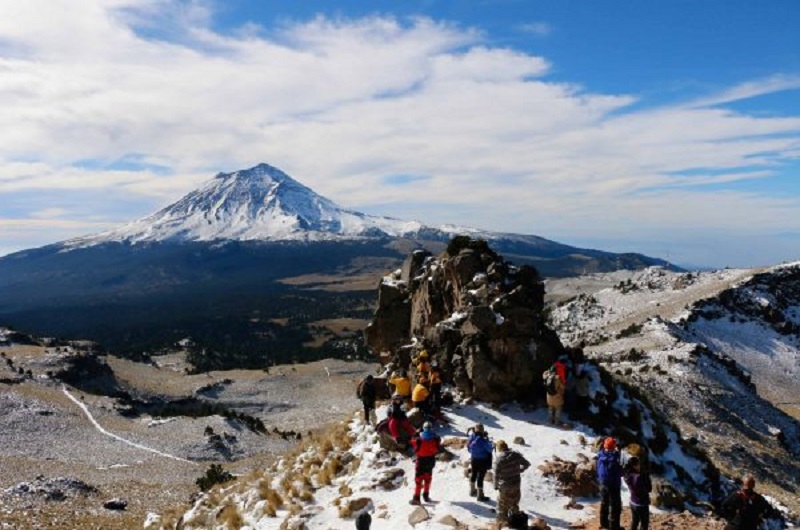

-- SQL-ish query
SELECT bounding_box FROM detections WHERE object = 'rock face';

[366,237,565,402]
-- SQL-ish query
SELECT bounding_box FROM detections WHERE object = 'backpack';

[544,368,558,396]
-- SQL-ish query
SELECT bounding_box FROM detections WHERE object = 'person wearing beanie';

[467,423,493,501]
[409,421,441,505]
[493,439,531,528]
[597,437,623,530]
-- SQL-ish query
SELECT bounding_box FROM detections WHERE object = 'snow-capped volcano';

[71,163,437,246]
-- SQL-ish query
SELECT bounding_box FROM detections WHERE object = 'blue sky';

[0,0,799,268]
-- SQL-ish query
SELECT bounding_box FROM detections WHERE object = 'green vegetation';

[195,464,235,492]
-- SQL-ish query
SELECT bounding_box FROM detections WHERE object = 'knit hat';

[603,437,617,451]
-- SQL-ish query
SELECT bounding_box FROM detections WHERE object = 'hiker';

[493,439,531,528]
[623,456,651,530]
[543,363,566,425]
[574,362,591,414]
[721,475,772,530]
[357,375,377,425]
[467,423,493,501]
[415,350,431,380]
[597,437,623,530]
[389,369,412,407]
[410,421,441,505]
[355,511,371,530]
[429,360,443,411]
[412,377,431,417]
[387,394,415,450]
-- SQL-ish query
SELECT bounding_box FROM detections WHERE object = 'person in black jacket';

[721,475,772,530]
[357,375,377,425]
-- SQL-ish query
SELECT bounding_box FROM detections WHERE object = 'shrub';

[196,464,235,492]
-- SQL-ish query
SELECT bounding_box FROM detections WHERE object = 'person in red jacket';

[410,421,441,505]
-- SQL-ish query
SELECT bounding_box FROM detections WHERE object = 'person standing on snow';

[467,423,493,501]
[597,437,623,530]
[623,456,651,530]
[410,421,441,505]
[721,475,773,530]
[412,377,431,417]
[544,363,566,425]
[356,374,377,425]
[493,439,531,528]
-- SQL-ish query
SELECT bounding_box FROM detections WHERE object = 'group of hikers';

[355,349,777,530]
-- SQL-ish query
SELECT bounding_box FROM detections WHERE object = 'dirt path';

[62,386,198,466]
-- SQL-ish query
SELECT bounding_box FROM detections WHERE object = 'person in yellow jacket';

[416,350,431,380]
[389,369,412,406]
[429,360,443,412]
[412,378,431,417]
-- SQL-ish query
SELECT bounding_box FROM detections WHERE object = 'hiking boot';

[469,482,477,497]
[477,488,489,502]
[422,492,431,502]
[410,495,420,505]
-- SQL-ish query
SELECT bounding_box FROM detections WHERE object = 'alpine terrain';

[0,163,671,363]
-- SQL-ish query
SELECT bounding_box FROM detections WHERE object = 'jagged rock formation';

[366,237,565,402]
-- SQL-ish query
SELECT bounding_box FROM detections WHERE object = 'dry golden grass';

[219,502,243,528]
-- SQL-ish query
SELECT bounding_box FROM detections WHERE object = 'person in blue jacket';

[467,423,493,501]
[597,437,623,530]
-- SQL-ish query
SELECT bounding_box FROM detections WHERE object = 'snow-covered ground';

[164,400,615,530]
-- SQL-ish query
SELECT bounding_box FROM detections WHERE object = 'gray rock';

[408,505,430,525]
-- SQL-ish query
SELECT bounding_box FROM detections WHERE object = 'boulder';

[408,506,431,526]
[103,498,127,511]
[538,458,598,498]
[366,237,564,403]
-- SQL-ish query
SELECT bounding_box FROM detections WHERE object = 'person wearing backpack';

[721,475,772,530]
[597,437,623,530]
[412,377,431,417]
[623,456,651,530]
[467,423,493,501]
[410,421,441,505]
[544,364,566,425]
[493,439,531,528]
[357,375,377,425]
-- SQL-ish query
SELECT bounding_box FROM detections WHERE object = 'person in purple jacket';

[624,456,652,530]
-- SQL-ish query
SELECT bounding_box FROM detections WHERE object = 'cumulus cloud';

[0,0,799,266]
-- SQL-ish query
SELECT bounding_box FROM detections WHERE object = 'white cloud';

[517,22,553,37]
[0,1,799,266]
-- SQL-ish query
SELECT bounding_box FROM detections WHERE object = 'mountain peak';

[67,163,428,246]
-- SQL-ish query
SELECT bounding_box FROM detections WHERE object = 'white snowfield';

[170,401,633,530]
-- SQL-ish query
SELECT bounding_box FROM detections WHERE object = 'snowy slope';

[65,163,474,247]
[150,400,655,530]
[547,263,800,514]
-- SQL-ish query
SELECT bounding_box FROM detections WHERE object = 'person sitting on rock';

[493,439,531,528]
[389,369,412,407]
[721,475,773,530]
[467,423,493,501]
[410,421,441,505]
[356,374,377,425]
[623,456,651,530]
[597,437,623,530]
[388,394,415,450]
[412,377,431,418]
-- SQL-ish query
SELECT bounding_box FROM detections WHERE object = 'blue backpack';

[468,433,493,460]
[597,450,622,487]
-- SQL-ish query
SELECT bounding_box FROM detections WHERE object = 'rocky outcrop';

[366,237,565,402]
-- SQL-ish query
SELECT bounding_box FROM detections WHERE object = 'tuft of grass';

[218,502,243,528]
